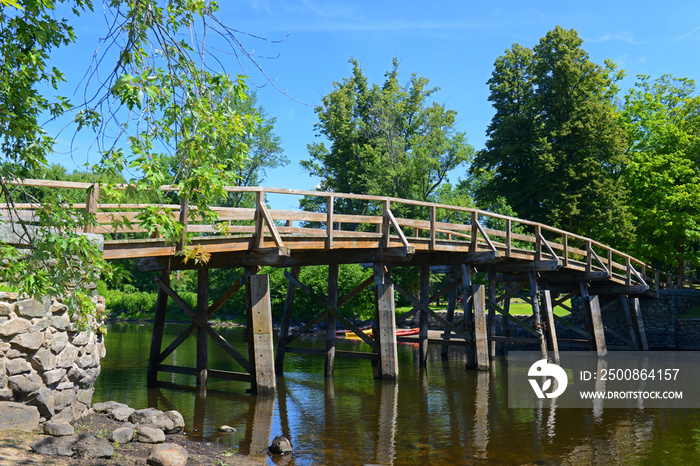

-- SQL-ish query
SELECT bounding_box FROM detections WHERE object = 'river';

[92,322,700,465]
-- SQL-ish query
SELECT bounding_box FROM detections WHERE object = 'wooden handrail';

[3,178,698,291]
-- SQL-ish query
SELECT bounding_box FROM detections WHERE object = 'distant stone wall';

[595,290,700,350]
[0,293,106,422]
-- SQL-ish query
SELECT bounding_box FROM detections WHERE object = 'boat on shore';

[338,328,420,339]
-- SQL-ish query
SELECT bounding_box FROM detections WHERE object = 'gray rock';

[34,385,56,417]
[137,425,166,444]
[0,401,40,431]
[130,408,176,433]
[0,317,31,336]
[32,347,57,371]
[219,425,236,433]
[164,410,185,434]
[11,331,45,350]
[31,317,52,332]
[43,368,67,386]
[111,426,135,444]
[6,357,31,375]
[269,435,293,455]
[51,313,71,331]
[0,388,13,400]
[30,435,79,456]
[8,371,43,395]
[147,443,189,466]
[73,434,114,459]
[54,387,78,412]
[45,419,75,436]
[15,298,50,318]
[105,403,135,422]
[56,343,79,368]
[71,331,90,346]
[0,301,13,316]
[51,331,69,353]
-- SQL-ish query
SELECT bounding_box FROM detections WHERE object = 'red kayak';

[340,328,419,339]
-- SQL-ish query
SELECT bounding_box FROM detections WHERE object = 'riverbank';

[0,408,267,465]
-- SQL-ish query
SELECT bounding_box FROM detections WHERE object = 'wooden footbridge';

[4,179,698,395]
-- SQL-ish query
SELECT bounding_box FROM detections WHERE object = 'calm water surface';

[94,323,700,465]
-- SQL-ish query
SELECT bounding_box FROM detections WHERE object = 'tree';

[621,75,700,276]
[0,0,280,326]
[301,58,473,220]
[472,26,632,246]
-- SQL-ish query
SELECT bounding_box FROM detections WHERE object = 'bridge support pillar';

[580,283,607,357]
[247,273,276,395]
[623,297,648,351]
[528,272,549,360]
[418,265,430,366]
[472,284,489,370]
[276,265,300,374]
[325,264,339,376]
[147,270,170,387]
[196,267,209,391]
[461,264,476,368]
[374,264,398,379]
[540,290,560,364]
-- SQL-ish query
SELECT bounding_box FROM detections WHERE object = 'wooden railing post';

[430,205,436,250]
[535,224,542,261]
[254,190,265,249]
[563,234,569,267]
[85,183,100,234]
[469,211,478,253]
[177,196,189,252]
[326,196,334,250]
[382,199,390,249]
[626,257,632,287]
[585,240,593,274]
[506,218,512,257]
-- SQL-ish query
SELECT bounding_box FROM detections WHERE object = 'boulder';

[8,371,43,395]
[15,299,50,319]
[0,401,40,431]
[165,410,185,434]
[30,435,79,456]
[45,419,75,436]
[0,318,31,337]
[73,435,114,459]
[11,331,45,350]
[269,435,293,455]
[111,426,135,444]
[130,408,177,433]
[147,443,189,466]
[137,425,166,444]
[94,401,136,422]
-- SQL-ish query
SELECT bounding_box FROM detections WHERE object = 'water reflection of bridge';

[7,179,698,394]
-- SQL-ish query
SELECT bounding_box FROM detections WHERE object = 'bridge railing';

[2,178,697,293]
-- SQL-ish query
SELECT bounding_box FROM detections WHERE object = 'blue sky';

[49,1,700,207]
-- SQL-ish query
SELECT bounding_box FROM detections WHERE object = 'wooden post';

[487,273,497,360]
[472,284,489,370]
[147,270,170,387]
[580,282,607,356]
[621,297,638,349]
[528,272,548,360]
[540,290,559,364]
[85,183,99,234]
[177,197,189,252]
[419,265,430,366]
[254,191,265,249]
[325,264,339,376]
[276,266,300,373]
[630,297,648,351]
[196,267,209,391]
[376,280,398,379]
[461,264,475,368]
[326,196,334,250]
[249,274,276,395]
[441,272,457,360]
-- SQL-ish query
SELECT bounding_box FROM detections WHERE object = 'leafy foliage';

[621,75,700,274]
[471,27,632,247]
[301,58,474,220]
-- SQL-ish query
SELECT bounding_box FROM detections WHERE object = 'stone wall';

[0,292,106,422]
[595,290,700,350]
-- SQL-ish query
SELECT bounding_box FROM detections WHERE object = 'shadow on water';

[95,323,700,465]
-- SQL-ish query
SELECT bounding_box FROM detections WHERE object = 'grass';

[678,305,700,319]
[396,299,571,317]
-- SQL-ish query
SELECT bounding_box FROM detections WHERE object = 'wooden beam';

[155,276,253,373]
[472,285,489,370]
[196,267,209,390]
[376,280,398,379]
[528,272,548,360]
[147,270,170,387]
[325,264,339,376]
[276,266,300,373]
[540,290,559,364]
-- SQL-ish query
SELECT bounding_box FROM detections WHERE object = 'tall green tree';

[301,58,473,219]
[621,75,700,276]
[472,26,631,246]
[0,0,276,325]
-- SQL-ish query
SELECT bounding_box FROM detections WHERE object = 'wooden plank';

[419,265,430,366]
[441,273,457,359]
[461,263,475,368]
[249,274,276,394]
[385,208,410,249]
[553,314,591,339]
[157,365,252,383]
[473,285,489,370]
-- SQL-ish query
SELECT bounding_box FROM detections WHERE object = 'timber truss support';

[146,267,276,395]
